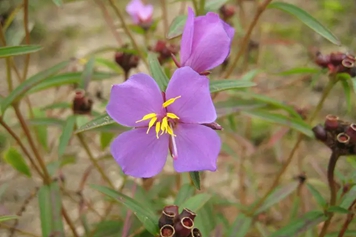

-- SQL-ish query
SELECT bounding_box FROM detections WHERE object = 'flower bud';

[324,114,339,131]
[202,122,223,131]
[219,4,235,21]
[346,124,356,142]
[152,40,179,64]
[174,217,194,237]
[179,208,196,221]
[114,50,140,77]
[312,125,327,142]
[160,224,175,237]
[126,0,153,30]
[72,89,93,115]
[159,205,179,228]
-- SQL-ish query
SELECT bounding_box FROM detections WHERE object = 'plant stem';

[62,207,80,237]
[160,0,169,36]
[108,0,148,67]
[223,0,273,78]
[77,133,115,189]
[13,104,51,183]
[0,119,44,179]
[338,200,356,237]
[94,0,123,45]
[22,0,31,82]
[248,80,336,215]
[0,224,40,237]
[199,0,206,15]
[318,151,340,237]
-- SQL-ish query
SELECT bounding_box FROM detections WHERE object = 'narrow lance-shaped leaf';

[174,184,195,206]
[1,60,70,114]
[0,45,42,58]
[58,115,76,158]
[267,2,340,45]
[228,213,253,237]
[180,193,211,212]
[80,57,96,90]
[3,147,31,177]
[148,53,169,91]
[167,15,187,39]
[306,183,327,208]
[75,113,115,134]
[209,80,256,93]
[90,184,158,235]
[269,211,327,237]
[0,215,18,223]
[189,171,201,190]
[340,79,352,113]
[52,0,63,7]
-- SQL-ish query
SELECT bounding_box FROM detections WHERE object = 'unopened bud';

[72,89,93,115]
[114,50,140,75]
[219,4,235,20]
[312,125,327,142]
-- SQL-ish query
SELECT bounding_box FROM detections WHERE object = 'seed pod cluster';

[312,115,356,155]
[314,51,356,77]
[158,205,202,237]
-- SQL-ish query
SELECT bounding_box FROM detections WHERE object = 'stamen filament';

[136,113,157,123]
[155,122,161,139]
[170,125,178,159]
[161,117,168,135]
[146,117,157,134]
[167,113,179,119]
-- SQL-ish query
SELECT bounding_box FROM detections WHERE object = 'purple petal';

[179,7,195,65]
[111,128,169,178]
[182,12,235,72]
[106,73,164,127]
[172,124,221,172]
[137,4,153,22]
[165,67,216,123]
[126,0,143,23]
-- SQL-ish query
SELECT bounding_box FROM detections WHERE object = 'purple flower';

[126,0,153,24]
[180,7,235,73]
[106,67,221,178]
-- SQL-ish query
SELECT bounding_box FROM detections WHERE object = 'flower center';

[135,96,181,139]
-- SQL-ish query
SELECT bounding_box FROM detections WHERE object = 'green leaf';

[209,80,256,93]
[0,215,18,223]
[27,118,65,127]
[268,2,340,45]
[41,102,71,111]
[38,182,65,237]
[189,171,201,190]
[128,24,146,35]
[47,156,76,177]
[95,57,123,74]
[205,0,229,12]
[92,221,122,237]
[269,211,327,237]
[80,57,96,90]
[242,110,313,137]
[28,71,114,94]
[100,132,115,150]
[180,193,211,212]
[148,53,169,91]
[75,113,115,134]
[58,115,76,158]
[174,183,195,206]
[327,206,350,214]
[90,184,158,235]
[1,60,70,114]
[166,15,187,39]
[228,213,253,237]
[306,183,327,208]
[340,79,352,113]
[277,67,320,75]
[255,181,299,214]
[340,185,356,209]
[3,147,31,177]
[0,45,42,58]
[33,108,48,150]
[52,0,63,6]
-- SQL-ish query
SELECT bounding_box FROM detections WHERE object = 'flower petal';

[126,0,144,23]
[111,128,169,178]
[179,7,195,65]
[183,12,235,72]
[172,124,221,172]
[106,73,164,127]
[137,4,153,22]
[165,67,216,123]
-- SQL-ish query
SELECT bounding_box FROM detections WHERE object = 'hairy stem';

[108,0,148,67]
[318,151,340,237]
[22,0,31,82]
[223,0,272,78]
[338,200,356,237]
[77,133,115,189]
[62,207,80,237]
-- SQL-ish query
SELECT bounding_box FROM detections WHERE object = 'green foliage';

[3,147,31,177]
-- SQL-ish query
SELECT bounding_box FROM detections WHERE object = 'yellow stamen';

[155,122,161,139]
[162,96,181,108]
[167,113,179,120]
[160,117,168,135]
[136,113,157,123]
[146,117,157,134]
